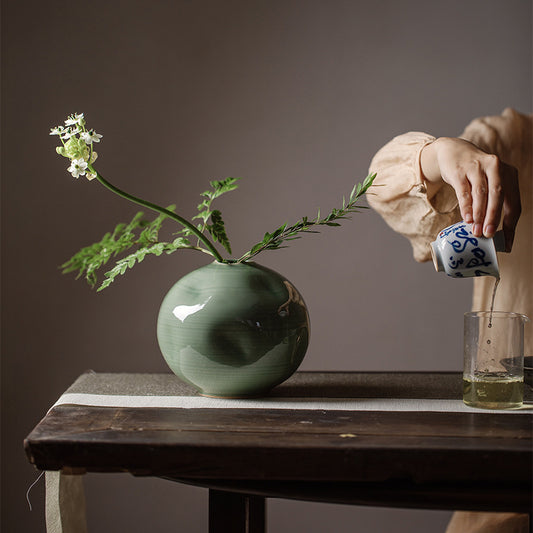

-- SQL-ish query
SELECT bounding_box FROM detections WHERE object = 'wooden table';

[25,371,533,532]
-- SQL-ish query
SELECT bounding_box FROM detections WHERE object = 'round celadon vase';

[156,261,310,398]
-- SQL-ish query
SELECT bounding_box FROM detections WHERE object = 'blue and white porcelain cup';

[430,222,505,278]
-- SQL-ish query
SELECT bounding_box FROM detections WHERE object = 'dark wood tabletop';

[24,371,533,532]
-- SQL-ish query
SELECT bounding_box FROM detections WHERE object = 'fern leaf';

[207,210,232,254]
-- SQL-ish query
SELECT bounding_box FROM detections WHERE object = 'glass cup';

[463,311,529,409]
[524,355,533,403]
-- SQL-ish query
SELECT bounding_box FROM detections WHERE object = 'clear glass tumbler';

[463,311,529,409]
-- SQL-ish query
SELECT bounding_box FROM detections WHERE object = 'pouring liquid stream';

[487,277,500,331]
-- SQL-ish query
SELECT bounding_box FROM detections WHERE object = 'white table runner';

[52,392,532,413]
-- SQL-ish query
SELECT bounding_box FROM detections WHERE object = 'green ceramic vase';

[157,261,310,397]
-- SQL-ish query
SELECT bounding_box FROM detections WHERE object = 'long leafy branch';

[236,173,376,262]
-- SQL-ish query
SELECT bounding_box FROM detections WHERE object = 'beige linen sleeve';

[459,107,530,169]
[367,132,461,262]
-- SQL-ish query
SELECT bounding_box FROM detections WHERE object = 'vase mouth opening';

[212,260,253,268]
[213,259,255,266]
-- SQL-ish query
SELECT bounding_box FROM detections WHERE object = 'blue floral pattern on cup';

[430,222,502,279]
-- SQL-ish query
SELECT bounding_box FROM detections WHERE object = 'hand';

[421,137,521,251]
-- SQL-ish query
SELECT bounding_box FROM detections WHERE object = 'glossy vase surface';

[157,261,310,397]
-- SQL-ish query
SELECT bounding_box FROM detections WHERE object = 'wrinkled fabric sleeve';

[459,107,529,169]
[367,132,460,262]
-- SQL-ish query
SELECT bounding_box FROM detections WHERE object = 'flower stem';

[89,166,225,262]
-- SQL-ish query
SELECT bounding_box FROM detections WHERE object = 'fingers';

[468,160,489,237]
[452,178,474,225]
[465,161,520,247]
[475,159,520,250]
[480,154,504,238]
[466,158,521,244]
[446,160,491,237]
[501,164,521,252]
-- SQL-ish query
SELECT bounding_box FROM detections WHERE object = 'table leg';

[209,489,266,533]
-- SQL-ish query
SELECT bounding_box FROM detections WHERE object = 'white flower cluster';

[51,113,102,180]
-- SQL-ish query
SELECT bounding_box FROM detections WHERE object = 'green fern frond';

[237,173,376,262]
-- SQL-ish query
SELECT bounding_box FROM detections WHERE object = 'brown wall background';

[2,1,531,531]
